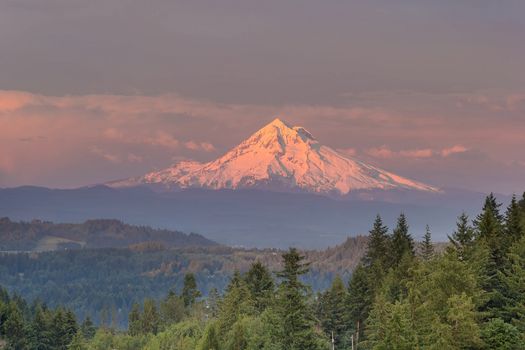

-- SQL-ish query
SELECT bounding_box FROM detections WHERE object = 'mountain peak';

[108,118,439,195]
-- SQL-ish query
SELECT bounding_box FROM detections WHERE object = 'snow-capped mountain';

[108,118,439,195]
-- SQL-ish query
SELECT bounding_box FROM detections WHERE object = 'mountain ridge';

[108,118,439,195]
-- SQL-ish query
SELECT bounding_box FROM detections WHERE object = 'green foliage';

[499,236,525,330]
[141,299,160,335]
[244,262,274,312]
[182,273,202,308]
[80,316,96,340]
[481,318,524,350]
[196,321,220,350]
[159,291,185,327]
[420,225,434,260]
[276,248,322,350]
[128,303,142,336]
[390,213,415,267]
[448,212,476,260]
[364,215,390,268]
[317,275,347,346]
[143,319,204,350]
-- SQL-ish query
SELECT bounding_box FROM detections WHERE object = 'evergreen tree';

[474,194,508,317]
[364,215,390,268]
[481,318,524,350]
[3,301,27,350]
[142,299,159,334]
[448,212,475,260]
[244,261,274,312]
[182,273,201,308]
[474,193,504,245]
[505,195,524,243]
[276,248,320,350]
[217,271,253,337]
[390,213,415,266]
[196,322,220,350]
[67,331,87,350]
[51,308,69,350]
[80,316,96,340]
[160,290,185,327]
[128,303,142,336]
[420,225,434,260]
[346,264,372,341]
[29,305,53,350]
[499,236,525,330]
[64,309,79,345]
[319,275,347,347]
[207,288,221,319]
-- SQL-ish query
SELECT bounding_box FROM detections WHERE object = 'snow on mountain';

[108,118,439,195]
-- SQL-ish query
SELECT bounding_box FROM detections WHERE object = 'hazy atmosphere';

[1,0,525,193]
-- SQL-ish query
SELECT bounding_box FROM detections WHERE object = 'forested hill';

[0,236,368,328]
[0,217,217,251]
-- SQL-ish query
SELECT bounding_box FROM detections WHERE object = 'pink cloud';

[366,146,395,159]
[441,145,468,157]
[185,141,216,152]
[366,145,469,159]
[147,131,180,150]
[399,149,434,159]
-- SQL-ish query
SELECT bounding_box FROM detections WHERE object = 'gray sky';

[1,0,524,193]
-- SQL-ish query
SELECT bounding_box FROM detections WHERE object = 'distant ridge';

[0,217,218,252]
[108,118,439,195]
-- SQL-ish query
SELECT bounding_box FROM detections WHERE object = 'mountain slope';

[0,217,218,251]
[108,118,438,195]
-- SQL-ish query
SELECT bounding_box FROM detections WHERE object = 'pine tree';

[80,316,96,340]
[505,195,524,243]
[474,193,504,245]
[67,331,87,350]
[499,236,525,330]
[142,299,159,334]
[276,248,320,350]
[207,288,221,319]
[364,215,390,268]
[197,322,220,350]
[448,212,475,260]
[319,276,347,347]
[29,305,53,350]
[160,290,185,326]
[182,273,201,308]
[3,301,27,350]
[128,303,142,336]
[420,225,434,261]
[474,194,508,317]
[218,271,253,337]
[244,261,274,312]
[64,309,79,345]
[346,264,372,341]
[51,307,69,350]
[390,213,415,266]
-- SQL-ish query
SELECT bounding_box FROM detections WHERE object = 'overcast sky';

[1,0,524,193]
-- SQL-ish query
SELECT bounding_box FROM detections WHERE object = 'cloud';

[0,89,523,192]
[399,149,434,159]
[441,145,468,157]
[366,145,469,160]
[366,146,395,159]
[185,141,216,152]
[147,131,180,150]
[90,146,121,163]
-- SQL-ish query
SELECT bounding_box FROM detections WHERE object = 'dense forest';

[0,192,524,349]
[0,218,216,251]
[0,237,367,327]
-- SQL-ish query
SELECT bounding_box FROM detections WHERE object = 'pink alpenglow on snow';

[109,118,439,195]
